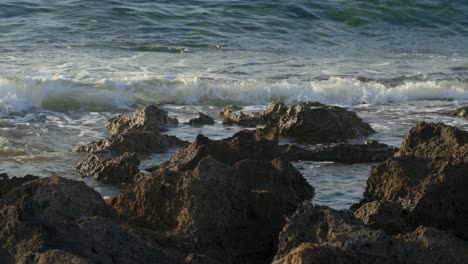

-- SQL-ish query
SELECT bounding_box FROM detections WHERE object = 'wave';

[1,76,467,115]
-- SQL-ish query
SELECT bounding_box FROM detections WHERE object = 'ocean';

[1,0,467,209]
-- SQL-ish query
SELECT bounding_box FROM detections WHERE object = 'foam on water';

[1,76,467,116]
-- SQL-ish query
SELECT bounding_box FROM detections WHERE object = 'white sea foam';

[1,76,467,115]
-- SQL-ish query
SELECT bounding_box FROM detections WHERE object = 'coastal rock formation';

[355,122,468,239]
[76,152,140,184]
[0,176,180,264]
[151,129,280,172]
[220,101,374,142]
[274,202,468,264]
[76,105,188,154]
[111,129,314,263]
[188,112,215,126]
[354,200,409,235]
[443,105,468,118]
[280,140,398,163]
[0,173,39,198]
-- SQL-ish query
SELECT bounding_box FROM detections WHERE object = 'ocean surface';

[1,0,467,209]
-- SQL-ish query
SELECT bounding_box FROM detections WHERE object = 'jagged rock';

[274,202,468,264]
[0,173,39,198]
[76,130,188,154]
[188,112,215,126]
[111,155,314,263]
[220,102,374,143]
[357,122,468,239]
[354,200,409,235]
[280,140,398,163]
[0,176,181,264]
[108,104,178,135]
[443,105,468,118]
[76,105,187,155]
[76,152,140,184]
[151,129,280,172]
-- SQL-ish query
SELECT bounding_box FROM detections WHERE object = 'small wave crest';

[1,76,467,115]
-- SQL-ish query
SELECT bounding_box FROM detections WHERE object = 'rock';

[280,140,398,163]
[151,129,281,172]
[76,130,189,154]
[221,111,263,127]
[188,112,215,126]
[76,152,140,184]
[357,122,468,239]
[76,105,187,155]
[0,173,39,199]
[264,102,375,143]
[0,176,181,264]
[108,104,178,135]
[443,105,468,118]
[274,202,468,264]
[354,200,409,235]
[111,155,314,263]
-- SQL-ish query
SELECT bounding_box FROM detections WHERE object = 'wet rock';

[357,122,468,239]
[264,101,375,143]
[0,173,39,199]
[280,140,398,163]
[111,155,314,263]
[188,112,215,126]
[108,104,178,135]
[0,176,181,264]
[76,105,187,155]
[221,111,263,127]
[76,152,140,184]
[274,202,468,264]
[152,129,281,172]
[443,105,468,118]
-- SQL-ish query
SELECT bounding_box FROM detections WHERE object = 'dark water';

[1,0,467,208]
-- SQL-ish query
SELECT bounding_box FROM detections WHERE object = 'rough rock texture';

[0,176,181,264]
[354,200,409,235]
[356,122,468,239]
[220,101,374,142]
[76,105,187,154]
[280,140,398,163]
[0,173,39,198]
[111,130,314,263]
[443,105,468,118]
[274,202,468,264]
[151,129,281,172]
[188,112,215,126]
[108,104,178,135]
[76,152,140,184]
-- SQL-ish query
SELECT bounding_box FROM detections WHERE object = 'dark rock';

[111,155,314,263]
[152,129,280,172]
[280,140,398,163]
[188,112,215,126]
[221,111,263,127]
[443,105,468,118]
[0,176,181,264]
[274,202,468,264]
[76,105,187,155]
[108,104,178,135]
[0,173,39,199]
[354,200,409,235]
[357,122,468,239]
[76,152,140,184]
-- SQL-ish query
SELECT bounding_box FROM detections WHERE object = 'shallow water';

[1,0,468,208]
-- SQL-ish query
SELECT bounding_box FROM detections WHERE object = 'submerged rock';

[280,140,398,163]
[76,105,188,154]
[0,176,181,264]
[76,152,140,184]
[0,173,39,199]
[443,105,468,118]
[188,112,215,126]
[220,101,374,143]
[355,122,468,239]
[274,202,468,264]
[111,129,314,263]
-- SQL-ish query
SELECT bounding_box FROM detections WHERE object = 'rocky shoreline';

[1,103,467,264]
